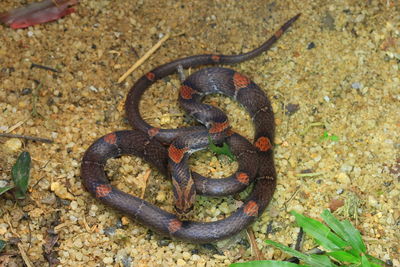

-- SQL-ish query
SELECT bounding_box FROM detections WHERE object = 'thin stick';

[17,243,35,267]
[246,228,265,260]
[296,172,323,177]
[0,133,53,143]
[30,63,59,73]
[118,33,171,83]
[7,118,28,133]
[140,169,152,199]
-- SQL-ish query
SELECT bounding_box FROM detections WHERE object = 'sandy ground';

[0,0,399,266]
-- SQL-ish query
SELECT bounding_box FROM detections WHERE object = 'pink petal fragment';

[0,0,79,29]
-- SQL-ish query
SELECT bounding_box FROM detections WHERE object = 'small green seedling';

[230,210,386,267]
[0,151,31,199]
[320,131,339,142]
[0,239,6,252]
[208,135,235,161]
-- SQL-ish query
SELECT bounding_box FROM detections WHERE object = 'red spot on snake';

[233,72,250,90]
[168,219,182,233]
[95,184,112,198]
[104,133,117,144]
[255,136,272,151]
[236,172,249,184]
[148,127,160,137]
[274,28,283,38]
[168,144,188,164]
[209,121,229,134]
[145,72,155,81]
[211,55,221,62]
[226,129,235,136]
[243,200,259,217]
[180,85,196,100]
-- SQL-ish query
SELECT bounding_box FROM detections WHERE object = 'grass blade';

[361,254,372,267]
[326,251,359,263]
[340,220,366,253]
[0,185,14,196]
[290,211,347,251]
[11,151,31,199]
[265,240,335,267]
[365,254,386,267]
[230,260,309,267]
[321,209,365,254]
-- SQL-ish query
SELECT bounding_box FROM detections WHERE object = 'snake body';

[81,14,299,243]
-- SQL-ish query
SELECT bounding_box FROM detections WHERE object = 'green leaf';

[0,239,6,252]
[365,254,386,267]
[330,135,339,141]
[0,185,14,196]
[326,251,359,263]
[230,260,309,267]
[340,220,366,253]
[320,131,330,141]
[290,211,347,251]
[208,135,235,161]
[321,209,365,254]
[308,255,335,267]
[266,240,308,261]
[265,240,335,267]
[11,151,31,200]
[361,254,372,267]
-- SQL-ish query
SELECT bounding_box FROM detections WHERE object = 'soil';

[0,0,399,266]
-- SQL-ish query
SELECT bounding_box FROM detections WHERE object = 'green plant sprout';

[207,135,235,161]
[0,151,31,199]
[320,131,339,142]
[230,210,386,267]
[0,239,5,252]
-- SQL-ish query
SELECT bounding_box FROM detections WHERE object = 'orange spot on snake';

[226,129,235,136]
[168,144,188,164]
[236,172,249,184]
[274,28,283,38]
[233,72,251,90]
[180,85,196,100]
[255,136,272,152]
[209,121,229,134]
[211,55,221,62]
[168,219,182,233]
[145,72,155,81]
[148,127,160,137]
[95,184,112,198]
[104,133,117,144]
[243,200,259,217]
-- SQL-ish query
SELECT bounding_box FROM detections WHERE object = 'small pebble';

[336,188,344,194]
[0,180,8,188]
[157,239,171,246]
[176,259,186,266]
[0,223,9,235]
[104,226,116,236]
[307,42,316,49]
[4,138,22,152]
[21,88,32,95]
[103,256,114,264]
[351,82,362,89]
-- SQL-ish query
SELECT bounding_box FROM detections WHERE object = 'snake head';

[172,177,196,214]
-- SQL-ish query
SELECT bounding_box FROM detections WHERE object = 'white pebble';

[103,256,114,264]
[4,138,22,152]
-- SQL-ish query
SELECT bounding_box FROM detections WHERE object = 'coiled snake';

[81,14,300,243]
